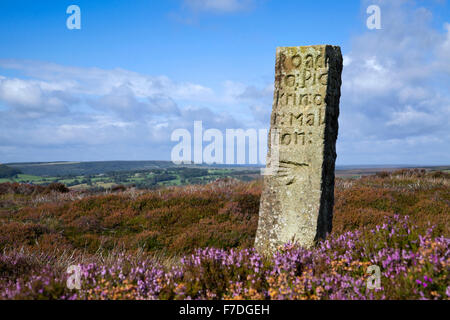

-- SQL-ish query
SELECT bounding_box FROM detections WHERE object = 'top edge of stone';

[276,45,341,49]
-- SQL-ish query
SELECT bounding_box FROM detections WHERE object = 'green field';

[0,167,261,190]
[2,161,448,191]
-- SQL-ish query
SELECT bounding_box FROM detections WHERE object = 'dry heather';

[0,170,448,256]
[0,170,448,300]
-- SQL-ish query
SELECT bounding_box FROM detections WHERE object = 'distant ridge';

[0,163,22,178]
[5,161,449,177]
[5,161,179,176]
[6,160,258,177]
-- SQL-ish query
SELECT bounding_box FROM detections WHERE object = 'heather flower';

[0,215,448,300]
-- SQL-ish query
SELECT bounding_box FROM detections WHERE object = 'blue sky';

[0,0,449,165]
[0,1,361,84]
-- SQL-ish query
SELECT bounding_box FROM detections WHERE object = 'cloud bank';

[337,0,450,164]
[0,0,449,165]
[0,60,251,162]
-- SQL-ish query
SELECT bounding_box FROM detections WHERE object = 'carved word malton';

[255,45,343,254]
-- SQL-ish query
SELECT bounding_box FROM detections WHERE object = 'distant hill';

[5,160,449,178]
[0,164,22,178]
[5,161,179,176]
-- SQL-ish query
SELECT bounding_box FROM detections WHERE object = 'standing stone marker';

[255,45,343,254]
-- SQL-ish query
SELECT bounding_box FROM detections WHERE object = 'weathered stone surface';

[255,45,343,254]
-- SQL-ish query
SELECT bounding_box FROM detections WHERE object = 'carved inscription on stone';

[255,45,343,254]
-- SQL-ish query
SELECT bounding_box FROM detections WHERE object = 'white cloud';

[0,77,75,118]
[343,55,352,67]
[0,61,252,162]
[0,60,214,101]
[436,22,450,73]
[1,0,449,165]
[338,0,450,164]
